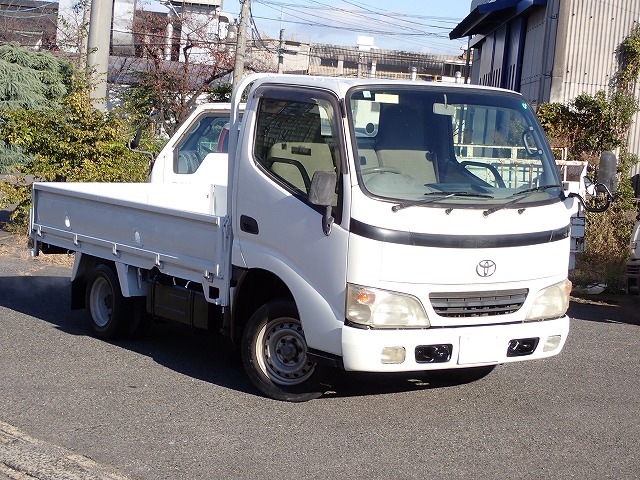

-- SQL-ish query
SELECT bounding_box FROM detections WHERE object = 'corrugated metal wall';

[554,0,639,101]
[519,8,548,104]
[553,0,640,167]
[467,0,640,171]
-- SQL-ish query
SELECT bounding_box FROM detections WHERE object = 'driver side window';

[253,95,341,206]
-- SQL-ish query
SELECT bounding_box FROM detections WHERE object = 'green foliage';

[119,75,158,125]
[118,70,189,137]
[537,90,638,158]
[619,24,640,92]
[538,25,640,290]
[0,44,72,111]
[577,149,638,290]
[115,81,168,158]
[0,44,74,173]
[208,83,233,102]
[0,90,149,231]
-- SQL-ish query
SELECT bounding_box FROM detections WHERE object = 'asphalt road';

[1,233,639,479]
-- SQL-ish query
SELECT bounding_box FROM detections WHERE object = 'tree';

[55,0,91,68]
[0,44,74,173]
[119,4,278,137]
[0,43,72,110]
[118,8,236,137]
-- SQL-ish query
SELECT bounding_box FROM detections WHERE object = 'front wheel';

[241,300,324,402]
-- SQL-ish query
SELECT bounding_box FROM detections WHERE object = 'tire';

[241,300,324,402]
[86,264,143,340]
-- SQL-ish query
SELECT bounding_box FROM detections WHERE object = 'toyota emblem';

[476,260,496,277]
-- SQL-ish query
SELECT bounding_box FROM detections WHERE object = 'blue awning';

[449,0,547,39]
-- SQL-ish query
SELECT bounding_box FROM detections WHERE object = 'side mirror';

[309,171,337,236]
[569,152,617,213]
[597,151,618,194]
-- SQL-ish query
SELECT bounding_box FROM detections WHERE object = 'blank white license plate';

[458,334,501,365]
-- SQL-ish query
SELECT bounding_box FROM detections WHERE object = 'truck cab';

[229,77,574,383]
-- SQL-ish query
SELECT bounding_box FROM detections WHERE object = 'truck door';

[234,86,349,352]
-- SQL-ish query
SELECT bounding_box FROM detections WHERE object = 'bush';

[0,90,149,231]
[537,27,640,291]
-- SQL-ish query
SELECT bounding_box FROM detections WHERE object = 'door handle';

[240,215,259,234]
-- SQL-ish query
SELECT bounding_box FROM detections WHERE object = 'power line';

[250,0,467,53]
[250,14,448,37]
[0,1,57,14]
[0,12,56,18]
[249,3,278,53]
[250,13,463,53]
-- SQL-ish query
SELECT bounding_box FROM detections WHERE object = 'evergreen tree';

[0,44,73,173]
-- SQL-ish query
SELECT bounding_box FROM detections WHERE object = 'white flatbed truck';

[30,74,615,401]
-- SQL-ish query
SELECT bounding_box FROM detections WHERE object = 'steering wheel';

[362,167,401,175]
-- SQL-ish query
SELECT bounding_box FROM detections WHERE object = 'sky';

[222,0,474,56]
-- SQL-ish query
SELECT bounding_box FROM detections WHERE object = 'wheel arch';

[71,254,117,309]
[230,268,294,344]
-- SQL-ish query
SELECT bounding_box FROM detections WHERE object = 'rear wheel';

[241,300,324,402]
[85,264,145,340]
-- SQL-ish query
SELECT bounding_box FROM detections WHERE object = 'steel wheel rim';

[256,317,315,386]
[90,277,113,328]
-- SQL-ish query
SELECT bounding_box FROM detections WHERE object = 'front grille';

[627,263,640,275]
[429,289,528,318]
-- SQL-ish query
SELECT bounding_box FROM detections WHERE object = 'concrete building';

[450,0,640,177]
[56,0,230,60]
[158,0,230,63]
[112,0,137,56]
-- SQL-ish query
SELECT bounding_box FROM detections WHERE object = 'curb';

[0,421,132,480]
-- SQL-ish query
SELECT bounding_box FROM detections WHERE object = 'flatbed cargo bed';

[30,182,229,304]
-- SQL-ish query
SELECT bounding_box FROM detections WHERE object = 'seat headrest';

[376,104,426,150]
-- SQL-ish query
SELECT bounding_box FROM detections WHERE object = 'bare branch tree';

[122,8,235,136]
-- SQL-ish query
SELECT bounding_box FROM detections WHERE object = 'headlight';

[346,284,430,328]
[526,279,572,321]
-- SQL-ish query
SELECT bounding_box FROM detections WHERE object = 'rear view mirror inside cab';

[433,103,456,116]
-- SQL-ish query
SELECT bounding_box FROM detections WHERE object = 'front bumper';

[341,316,569,372]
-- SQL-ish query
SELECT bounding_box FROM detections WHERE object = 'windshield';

[347,87,561,209]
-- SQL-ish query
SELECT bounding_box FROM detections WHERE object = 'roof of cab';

[246,73,520,98]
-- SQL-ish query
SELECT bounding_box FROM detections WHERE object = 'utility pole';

[86,0,113,111]
[232,0,251,91]
[277,28,285,74]
[464,38,472,84]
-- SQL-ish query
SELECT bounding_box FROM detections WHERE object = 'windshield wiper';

[392,191,493,212]
[483,184,561,217]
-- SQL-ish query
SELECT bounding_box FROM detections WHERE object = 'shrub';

[0,90,149,231]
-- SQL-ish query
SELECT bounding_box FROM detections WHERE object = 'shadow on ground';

[569,294,640,326]
[0,271,488,401]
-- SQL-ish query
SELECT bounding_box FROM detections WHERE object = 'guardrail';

[454,144,588,191]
